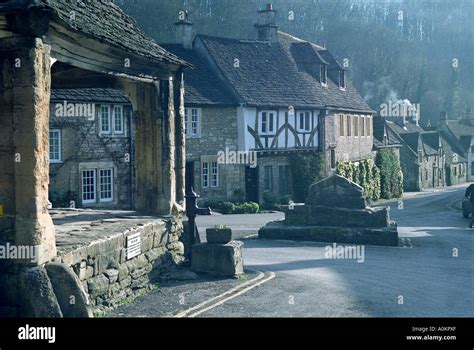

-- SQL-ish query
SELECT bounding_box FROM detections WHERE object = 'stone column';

[174,71,186,206]
[0,37,56,265]
[121,79,179,215]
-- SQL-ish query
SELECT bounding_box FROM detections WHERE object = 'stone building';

[49,89,135,209]
[437,111,474,183]
[384,117,445,191]
[0,0,189,317]
[164,4,374,205]
[372,115,403,158]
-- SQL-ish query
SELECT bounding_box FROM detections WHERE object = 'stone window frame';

[366,116,372,137]
[360,116,366,137]
[353,115,359,138]
[259,110,277,135]
[296,110,311,132]
[82,169,97,204]
[339,70,346,90]
[346,115,352,137]
[202,162,209,188]
[184,107,202,139]
[49,129,62,163]
[99,105,112,135]
[99,104,127,137]
[80,162,117,206]
[320,65,328,86]
[339,114,345,137]
[211,161,219,188]
[113,105,125,135]
[99,168,114,202]
[264,165,273,192]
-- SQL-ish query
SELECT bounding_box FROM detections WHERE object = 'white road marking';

[173,270,276,318]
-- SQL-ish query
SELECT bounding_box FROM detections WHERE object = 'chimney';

[255,3,278,43]
[439,111,448,127]
[175,10,194,49]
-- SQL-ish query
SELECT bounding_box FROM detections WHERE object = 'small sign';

[0,204,3,218]
[126,233,141,260]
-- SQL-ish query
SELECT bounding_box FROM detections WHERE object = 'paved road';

[197,187,474,317]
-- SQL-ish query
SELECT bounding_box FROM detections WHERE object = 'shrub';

[376,149,403,199]
[289,153,326,202]
[279,195,292,205]
[336,158,381,201]
[221,202,235,214]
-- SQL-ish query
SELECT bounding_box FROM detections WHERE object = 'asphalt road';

[196,187,474,317]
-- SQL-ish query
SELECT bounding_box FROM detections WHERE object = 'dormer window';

[339,70,346,90]
[320,65,327,86]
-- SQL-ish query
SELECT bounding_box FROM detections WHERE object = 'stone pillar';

[161,77,177,213]
[0,37,56,265]
[174,71,186,206]
[121,79,179,215]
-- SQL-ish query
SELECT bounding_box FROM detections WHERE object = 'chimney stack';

[175,10,194,49]
[255,3,278,43]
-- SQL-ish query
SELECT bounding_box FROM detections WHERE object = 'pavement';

[109,186,474,317]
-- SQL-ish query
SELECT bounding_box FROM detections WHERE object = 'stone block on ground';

[206,227,232,244]
[45,262,93,318]
[18,266,63,318]
[191,241,244,277]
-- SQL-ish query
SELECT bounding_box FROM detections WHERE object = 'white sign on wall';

[126,233,141,260]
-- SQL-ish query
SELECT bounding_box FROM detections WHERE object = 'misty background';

[117,0,474,126]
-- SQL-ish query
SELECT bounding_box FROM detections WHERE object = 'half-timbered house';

[165,4,374,204]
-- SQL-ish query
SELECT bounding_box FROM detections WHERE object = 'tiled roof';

[440,134,467,164]
[373,117,402,149]
[445,120,474,151]
[195,32,373,112]
[51,89,130,104]
[0,0,189,67]
[161,44,238,106]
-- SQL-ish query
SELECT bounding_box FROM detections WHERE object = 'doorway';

[245,166,259,203]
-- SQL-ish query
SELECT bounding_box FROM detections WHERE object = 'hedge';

[375,149,404,199]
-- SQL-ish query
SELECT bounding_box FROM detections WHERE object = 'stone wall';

[55,217,184,313]
[49,104,134,210]
[326,112,374,163]
[186,106,245,202]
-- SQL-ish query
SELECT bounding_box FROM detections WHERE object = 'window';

[298,111,311,132]
[279,165,291,196]
[360,116,366,137]
[366,116,372,137]
[471,162,474,176]
[113,106,124,134]
[346,115,352,137]
[264,166,273,191]
[99,169,113,202]
[339,114,345,137]
[260,111,276,134]
[425,170,429,181]
[418,152,423,164]
[339,70,346,89]
[100,105,111,135]
[353,116,359,137]
[211,162,219,188]
[185,108,201,138]
[202,162,209,188]
[82,170,96,204]
[320,65,327,85]
[330,149,336,169]
[49,129,61,163]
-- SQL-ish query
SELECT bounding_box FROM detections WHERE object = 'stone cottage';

[437,111,474,183]
[164,4,374,205]
[383,117,445,191]
[49,89,135,209]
